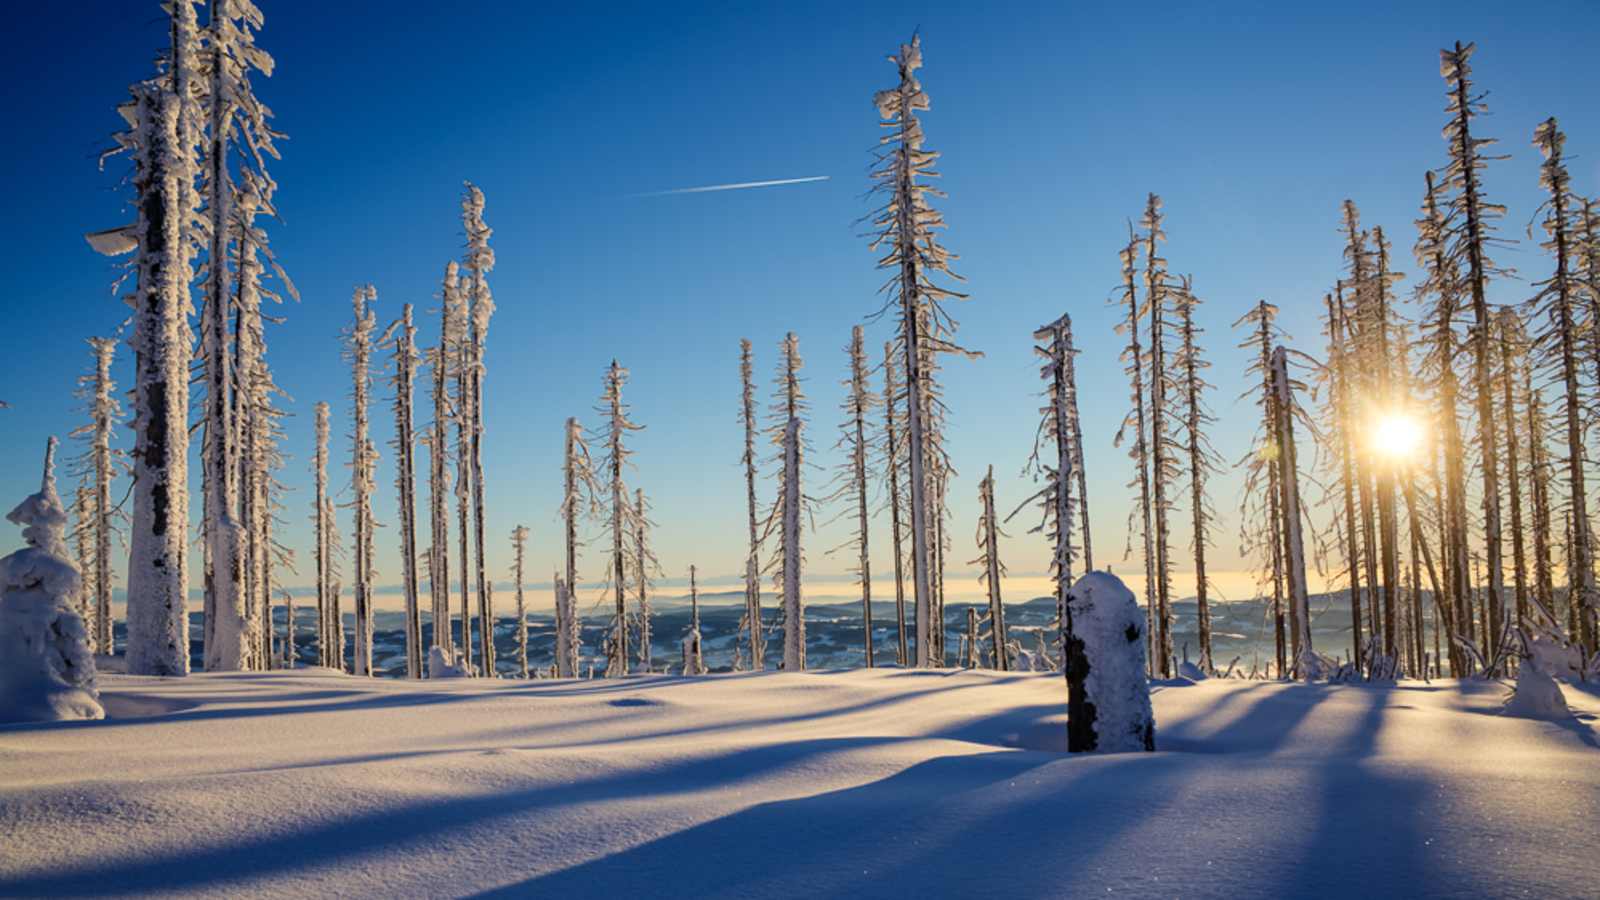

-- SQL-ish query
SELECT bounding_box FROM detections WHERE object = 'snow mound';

[428,646,473,679]
[1502,661,1571,721]
[1067,571,1154,752]
[0,440,102,723]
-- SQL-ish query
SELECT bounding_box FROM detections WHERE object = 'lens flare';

[1371,411,1423,462]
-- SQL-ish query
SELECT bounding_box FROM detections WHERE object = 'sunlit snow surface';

[2,670,1597,898]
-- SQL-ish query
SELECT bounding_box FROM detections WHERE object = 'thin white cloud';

[633,175,830,198]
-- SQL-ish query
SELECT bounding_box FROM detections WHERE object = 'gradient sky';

[3,1,1597,611]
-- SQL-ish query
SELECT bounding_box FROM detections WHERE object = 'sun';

[1371,410,1424,463]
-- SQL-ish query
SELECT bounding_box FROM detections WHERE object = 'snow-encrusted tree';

[830,326,877,666]
[1414,170,1471,675]
[1439,41,1509,663]
[312,401,338,669]
[869,33,972,668]
[510,525,529,678]
[1235,301,1287,677]
[462,183,497,677]
[1113,230,1159,675]
[0,439,103,722]
[1014,314,1079,670]
[197,0,281,674]
[1270,348,1325,680]
[427,262,459,658]
[1063,572,1154,753]
[232,178,293,671]
[881,341,909,666]
[118,1,203,677]
[1320,290,1366,672]
[387,303,423,677]
[632,488,660,672]
[1140,195,1179,678]
[683,565,707,676]
[765,333,810,671]
[449,260,474,670]
[1527,117,1596,657]
[345,285,379,677]
[973,465,1008,670]
[737,339,766,670]
[1174,279,1222,672]
[69,338,124,656]
[1495,309,1530,634]
[559,417,600,678]
[597,361,643,676]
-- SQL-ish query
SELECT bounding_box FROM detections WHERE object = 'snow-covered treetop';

[461,182,495,343]
[8,439,70,560]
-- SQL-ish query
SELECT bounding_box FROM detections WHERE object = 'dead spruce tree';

[425,264,457,659]
[737,339,766,670]
[1414,170,1471,674]
[462,183,497,677]
[234,182,293,670]
[346,285,379,677]
[830,326,877,666]
[1113,229,1159,674]
[1440,41,1509,662]
[869,33,971,667]
[766,332,810,671]
[312,401,336,668]
[1141,195,1179,678]
[598,360,643,676]
[1271,347,1323,679]
[387,303,423,677]
[511,525,529,678]
[882,342,909,666]
[1496,309,1530,634]
[118,1,202,676]
[1321,290,1366,672]
[1174,279,1222,671]
[683,565,707,675]
[632,489,661,672]
[559,416,600,678]
[974,466,1008,670]
[70,338,124,655]
[448,257,474,668]
[1236,301,1288,676]
[198,0,279,673]
[1527,118,1597,657]
[1014,314,1080,668]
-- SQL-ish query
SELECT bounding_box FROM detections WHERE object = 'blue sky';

[2,1,1597,609]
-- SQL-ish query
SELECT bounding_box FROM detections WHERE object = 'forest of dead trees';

[65,4,1599,688]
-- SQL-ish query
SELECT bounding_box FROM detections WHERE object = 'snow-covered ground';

[2,670,1597,898]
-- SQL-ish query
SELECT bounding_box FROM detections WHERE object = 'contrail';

[633,175,830,198]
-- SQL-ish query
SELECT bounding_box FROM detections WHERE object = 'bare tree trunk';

[883,342,908,667]
[739,340,766,671]
[1143,196,1175,678]
[512,525,528,678]
[845,326,875,667]
[977,466,1007,670]
[1442,41,1508,666]
[392,304,423,678]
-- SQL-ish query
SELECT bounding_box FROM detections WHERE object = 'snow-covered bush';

[0,440,103,723]
[1064,571,1154,752]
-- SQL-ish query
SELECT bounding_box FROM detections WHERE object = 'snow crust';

[2,671,1597,897]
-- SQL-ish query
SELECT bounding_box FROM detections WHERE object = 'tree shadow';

[0,736,914,897]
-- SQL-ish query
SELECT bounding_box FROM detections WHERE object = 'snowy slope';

[1,671,1597,898]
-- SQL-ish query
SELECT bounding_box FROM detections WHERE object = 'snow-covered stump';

[1063,572,1154,753]
[0,440,102,723]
